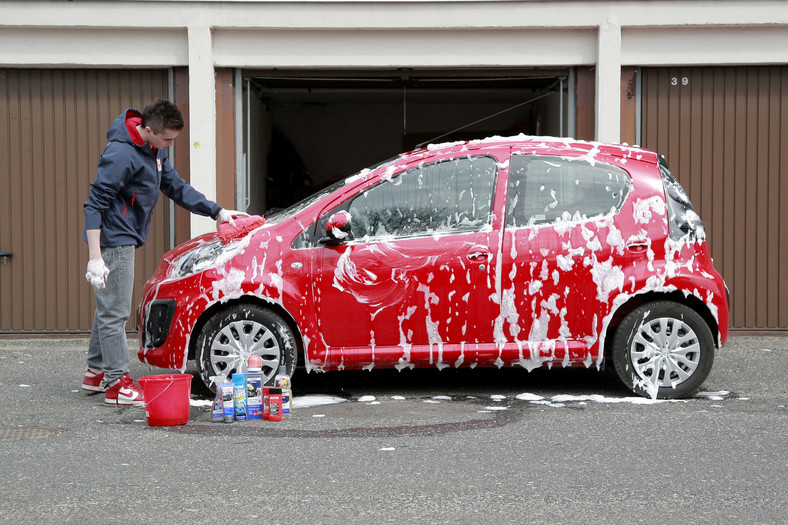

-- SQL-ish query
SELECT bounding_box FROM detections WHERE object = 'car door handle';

[466,246,491,260]
[626,241,649,253]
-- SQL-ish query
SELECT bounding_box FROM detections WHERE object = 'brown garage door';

[642,66,788,332]
[0,69,171,334]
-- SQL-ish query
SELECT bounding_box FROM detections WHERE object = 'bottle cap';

[248,354,262,369]
[278,365,286,374]
[270,387,282,394]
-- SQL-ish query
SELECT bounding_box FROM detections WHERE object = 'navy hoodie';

[83,109,221,248]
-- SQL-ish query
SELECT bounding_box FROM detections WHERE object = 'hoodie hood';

[107,108,145,148]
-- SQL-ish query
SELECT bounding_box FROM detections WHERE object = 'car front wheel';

[195,304,297,392]
[612,301,715,399]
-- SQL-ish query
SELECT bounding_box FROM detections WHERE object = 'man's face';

[146,127,179,149]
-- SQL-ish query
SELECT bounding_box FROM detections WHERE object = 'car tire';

[195,303,297,392]
[612,301,715,399]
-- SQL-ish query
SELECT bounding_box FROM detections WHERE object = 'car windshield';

[263,154,402,225]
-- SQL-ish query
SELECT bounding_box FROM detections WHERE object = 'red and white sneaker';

[104,375,145,406]
[80,367,106,395]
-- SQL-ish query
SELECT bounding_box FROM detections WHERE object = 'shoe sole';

[81,386,107,396]
[104,398,145,406]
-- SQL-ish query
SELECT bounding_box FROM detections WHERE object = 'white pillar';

[596,15,622,143]
[187,24,217,237]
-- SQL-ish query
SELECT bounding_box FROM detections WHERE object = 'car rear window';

[658,156,706,242]
[506,155,631,227]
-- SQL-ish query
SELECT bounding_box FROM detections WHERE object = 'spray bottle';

[209,375,226,423]
[274,365,292,418]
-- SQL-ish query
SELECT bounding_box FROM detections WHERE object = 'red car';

[138,136,729,399]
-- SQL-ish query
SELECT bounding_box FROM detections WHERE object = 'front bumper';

[136,277,202,371]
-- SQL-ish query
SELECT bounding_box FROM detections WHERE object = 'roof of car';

[418,134,660,164]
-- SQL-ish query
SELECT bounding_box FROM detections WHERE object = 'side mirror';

[319,211,352,245]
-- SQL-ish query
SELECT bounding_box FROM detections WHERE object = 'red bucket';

[138,374,192,426]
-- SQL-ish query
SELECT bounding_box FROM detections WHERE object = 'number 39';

[671,77,689,86]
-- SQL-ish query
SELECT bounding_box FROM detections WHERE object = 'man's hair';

[141,99,184,134]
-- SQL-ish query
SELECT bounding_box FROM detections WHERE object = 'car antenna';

[415,88,557,149]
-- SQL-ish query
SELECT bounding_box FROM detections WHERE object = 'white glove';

[86,258,110,290]
[217,209,249,226]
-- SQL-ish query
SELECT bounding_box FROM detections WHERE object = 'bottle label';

[282,391,290,415]
[221,383,234,423]
[246,374,263,419]
[212,395,224,422]
[233,374,247,421]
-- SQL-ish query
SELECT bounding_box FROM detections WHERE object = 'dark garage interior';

[241,69,571,214]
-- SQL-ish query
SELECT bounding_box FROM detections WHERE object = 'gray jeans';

[86,245,135,385]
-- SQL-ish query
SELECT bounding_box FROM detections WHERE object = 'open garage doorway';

[240,69,572,214]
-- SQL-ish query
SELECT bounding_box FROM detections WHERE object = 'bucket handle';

[142,377,185,408]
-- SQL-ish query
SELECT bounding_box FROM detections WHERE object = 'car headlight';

[171,239,244,278]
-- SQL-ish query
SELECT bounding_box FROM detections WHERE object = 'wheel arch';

[602,290,720,364]
[187,295,305,364]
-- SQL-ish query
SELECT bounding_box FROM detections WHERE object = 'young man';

[82,99,246,405]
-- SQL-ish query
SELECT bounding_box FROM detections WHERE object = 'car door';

[310,153,502,370]
[499,153,633,367]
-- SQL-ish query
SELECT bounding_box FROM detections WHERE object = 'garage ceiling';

[247,69,567,104]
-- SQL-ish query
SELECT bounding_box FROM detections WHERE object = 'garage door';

[642,66,788,331]
[0,69,171,334]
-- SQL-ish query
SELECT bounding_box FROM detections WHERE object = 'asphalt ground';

[0,335,786,524]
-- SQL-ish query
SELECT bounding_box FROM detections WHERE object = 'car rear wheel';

[195,303,297,392]
[612,301,715,399]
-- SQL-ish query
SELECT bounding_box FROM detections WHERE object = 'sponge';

[217,215,266,244]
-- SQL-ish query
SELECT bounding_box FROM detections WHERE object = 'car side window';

[506,155,631,227]
[344,156,497,240]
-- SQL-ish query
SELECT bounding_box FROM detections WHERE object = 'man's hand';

[217,209,249,226]
[86,258,110,290]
